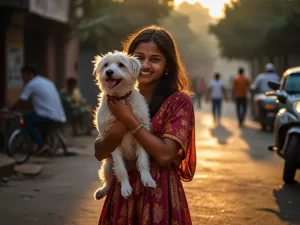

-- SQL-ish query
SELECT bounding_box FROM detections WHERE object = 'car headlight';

[293,102,300,113]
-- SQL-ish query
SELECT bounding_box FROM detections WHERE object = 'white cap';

[265,63,275,71]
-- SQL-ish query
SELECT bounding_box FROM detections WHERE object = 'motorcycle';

[267,77,300,184]
[252,93,279,131]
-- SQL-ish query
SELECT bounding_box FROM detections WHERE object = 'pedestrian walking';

[232,67,250,127]
[94,25,196,225]
[197,78,207,109]
[206,73,228,125]
[191,77,199,107]
[192,77,206,109]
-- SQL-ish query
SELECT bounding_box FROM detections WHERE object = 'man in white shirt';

[250,63,280,118]
[12,65,66,154]
[206,73,228,125]
[251,63,280,93]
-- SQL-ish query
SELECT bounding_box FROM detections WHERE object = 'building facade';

[0,0,79,108]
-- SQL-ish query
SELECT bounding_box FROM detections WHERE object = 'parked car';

[267,66,300,184]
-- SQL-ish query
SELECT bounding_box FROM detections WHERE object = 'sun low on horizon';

[174,0,231,18]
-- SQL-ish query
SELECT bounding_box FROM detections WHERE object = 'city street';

[1,102,300,225]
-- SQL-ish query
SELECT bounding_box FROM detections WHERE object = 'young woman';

[94,25,196,225]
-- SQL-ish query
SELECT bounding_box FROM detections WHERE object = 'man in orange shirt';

[232,67,250,127]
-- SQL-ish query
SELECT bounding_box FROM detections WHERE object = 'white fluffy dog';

[93,51,156,199]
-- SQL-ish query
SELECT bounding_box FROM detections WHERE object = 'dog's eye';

[104,63,108,67]
[118,63,125,68]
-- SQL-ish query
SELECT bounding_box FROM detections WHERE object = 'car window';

[283,73,300,94]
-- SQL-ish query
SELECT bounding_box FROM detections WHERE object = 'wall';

[46,35,57,81]
[5,12,25,107]
[4,11,79,107]
[78,48,99,108]
[64,36,79,81]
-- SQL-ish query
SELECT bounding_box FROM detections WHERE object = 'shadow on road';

[257,183,300,224]
[240,125,275,161]
[210,124,233,145]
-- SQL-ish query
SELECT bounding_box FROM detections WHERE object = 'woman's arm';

[124,116,180,167]
[107,96,193,167]
[94,120,128,161]
[106,93,196,168]
[94,117,179,165]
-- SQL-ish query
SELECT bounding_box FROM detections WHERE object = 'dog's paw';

[120,180,132,198]
[141,171,156,188]
[94,187,108,200]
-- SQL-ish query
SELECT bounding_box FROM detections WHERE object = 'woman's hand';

[94,120,127,161]
[110,120,128,137]
[107,97,134,123]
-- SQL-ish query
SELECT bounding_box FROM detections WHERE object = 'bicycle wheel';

[45,129,60,156]
[7,129,32,164]
[45,129,69,156]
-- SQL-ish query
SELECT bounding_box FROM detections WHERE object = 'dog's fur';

[92,51,156,199]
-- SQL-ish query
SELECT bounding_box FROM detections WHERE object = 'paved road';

[1,102,300,225]
[189,102,300,225]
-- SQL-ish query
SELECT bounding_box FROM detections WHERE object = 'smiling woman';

[174,0,231,18]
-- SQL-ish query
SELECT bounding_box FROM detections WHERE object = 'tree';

[78,0,173,52]
[210,0,300,62]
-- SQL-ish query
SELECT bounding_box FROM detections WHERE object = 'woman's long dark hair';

[123,25,192,118]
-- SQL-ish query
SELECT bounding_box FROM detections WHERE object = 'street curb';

[14,164,43,176]
[0,153,16,178]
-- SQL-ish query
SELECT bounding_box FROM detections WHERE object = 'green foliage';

[209,0,300,60]
[78,0,215,75]
[78,0,172,52]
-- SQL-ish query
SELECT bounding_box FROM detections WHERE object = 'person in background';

[12,65,66,155]
[251,63,280,94]
[232,67,250,127]
[192,77,206,109]
[61,77,93,136]
[206,73,228,125]
[191,77,199,107]
[196,77,207,109]
[63,77,86,108]
[250,63,280,117]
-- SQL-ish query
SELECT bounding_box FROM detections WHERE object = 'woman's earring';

[165,71,168,76]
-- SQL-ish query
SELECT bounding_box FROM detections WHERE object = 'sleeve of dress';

[161,93,196,182]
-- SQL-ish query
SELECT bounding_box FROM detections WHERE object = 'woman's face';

[133,42,166,86]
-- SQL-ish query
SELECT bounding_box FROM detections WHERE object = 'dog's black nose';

[105,69,114,77]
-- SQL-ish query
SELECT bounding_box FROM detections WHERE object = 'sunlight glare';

[174,0,231,18]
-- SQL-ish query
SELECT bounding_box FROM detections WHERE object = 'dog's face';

[93,51,141,94]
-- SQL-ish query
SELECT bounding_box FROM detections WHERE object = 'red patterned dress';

[98,91,196,225]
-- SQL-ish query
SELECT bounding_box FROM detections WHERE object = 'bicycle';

[5,111,69,164]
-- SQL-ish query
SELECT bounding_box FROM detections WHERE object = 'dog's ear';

[129,56,142,76]
[92,55,102,76]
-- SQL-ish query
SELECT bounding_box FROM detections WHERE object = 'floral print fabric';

[98,92,196,225]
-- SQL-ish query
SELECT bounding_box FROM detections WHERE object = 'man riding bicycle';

[11,65,66,155]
